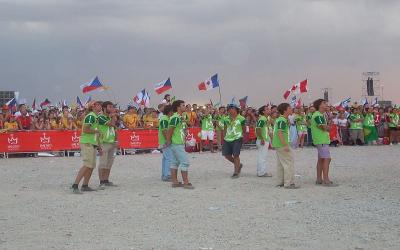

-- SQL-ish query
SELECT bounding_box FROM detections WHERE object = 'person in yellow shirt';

[123,106,140,130]
[184,104,197,127]
[4,116,19,131]
[144,110,159,129]
[75,111,85,130]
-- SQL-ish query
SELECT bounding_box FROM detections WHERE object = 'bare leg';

[316,158,323,183]
[199,140,204,153]
[104,169,111,181]
[209,140,215,153]
[181,171,189,185]
[225,155,234,164]
[170,169,179,184]
[233,156,241,174]
[82,168,94,186]
[322,158,332,184]
[74,166,88,185]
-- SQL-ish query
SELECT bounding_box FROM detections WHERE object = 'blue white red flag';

[81,76,106,94]
[154,78,172,95]
[198,74,219,91]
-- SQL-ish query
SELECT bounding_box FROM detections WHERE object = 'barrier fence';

[0,127,257,155]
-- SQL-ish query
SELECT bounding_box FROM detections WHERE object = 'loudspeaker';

[367,77,374,96]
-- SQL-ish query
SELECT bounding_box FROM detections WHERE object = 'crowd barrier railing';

[0,127,257,157]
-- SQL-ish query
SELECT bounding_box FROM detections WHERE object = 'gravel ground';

[1,145,400,250]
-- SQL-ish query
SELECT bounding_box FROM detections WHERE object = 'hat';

[227,103,239,109]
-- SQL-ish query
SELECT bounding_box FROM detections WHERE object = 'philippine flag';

[198,74,219,91]
[154,78,172,95]
[6,98,17,109]
[81,76,105,94]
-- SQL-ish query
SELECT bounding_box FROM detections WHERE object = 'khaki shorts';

[98,143,116,170]
[81,143,97,169]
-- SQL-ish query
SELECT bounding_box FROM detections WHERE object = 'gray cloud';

[0,0,399,106]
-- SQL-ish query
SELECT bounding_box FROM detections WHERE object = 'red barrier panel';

[0,127,257,153]
[0,130,81,153]
[118,129,159,149]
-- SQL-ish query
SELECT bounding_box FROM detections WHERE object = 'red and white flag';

[283,79,308,99]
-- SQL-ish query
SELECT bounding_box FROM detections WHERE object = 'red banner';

[0,127,257,153]
[118,129,159,149]
[0,130,81,153]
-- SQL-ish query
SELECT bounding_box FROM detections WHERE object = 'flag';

[133,89,150,107]
[32,98,36,110]
[290,95,297,107]
[295,98,302,108]
[62,100,68,107]
[84,96,92,105]
[283,79,308,99]
[230,97,237,105]
[338,97,351,108]
[76,96,84,108]
[371,97,379,107]
[40,98,51,108]
[198,74,219,91]
[360,98,368,106]
[80,76,106,94]
[239,96,248,109]
[154,78,172,95]
[209,99,214,107]
[6,98,17,109]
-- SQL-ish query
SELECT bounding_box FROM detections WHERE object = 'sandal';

[322,182,338,187]
[231,173,239,179]
[183,183,195,189]
[284,184,300,189]
[171,182,183,188]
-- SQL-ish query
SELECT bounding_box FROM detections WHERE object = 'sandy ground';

[1,145,400,250]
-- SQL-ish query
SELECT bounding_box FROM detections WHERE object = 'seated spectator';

[75,111,85,130]
[123,106,140,129]
[34,116,46,130]
[4,115,18,131]
[62,116,77,130]
[144,110,159,129]
[16,104,32,130]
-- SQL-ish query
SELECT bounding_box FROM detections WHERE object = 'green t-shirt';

[363,113,375,127]
[272,116,289,148]
[216,115,229,131]
[311,111,330,145]
[306,112,313,128]
[388,113,399,128]
[295,114,308,132]
[256,115,269,141]
[80,112,99,145]
[158,115,169,146]
[169,113,185,145]
[98,114,116,144]
[224,115,245,142]
[349,114,363,129]
[201,114,214,131]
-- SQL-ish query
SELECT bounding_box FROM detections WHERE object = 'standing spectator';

[215,106,228,150]
[255,105,272,177]
[363,107,378,145]
[295,108,308,148]
[348,108,364,145]
[306,106,315,146]
[388,107,399,144]
[161,94,171,105]
[336,111,349,145]
[199,107,215,153]
[375,107,386,139]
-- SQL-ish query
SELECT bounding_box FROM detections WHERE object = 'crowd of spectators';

[1,96,399,146]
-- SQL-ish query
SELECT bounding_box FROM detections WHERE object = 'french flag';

[134,89,150,107]
[198,74,219,91]
[81,76,105,94]
[283,79,308,99]
[154,78,172,95]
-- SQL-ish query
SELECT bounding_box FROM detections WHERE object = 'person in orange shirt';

[184,104,197,127]
[123,106,140,130]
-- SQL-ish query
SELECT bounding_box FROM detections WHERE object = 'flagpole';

[218,86,222,106]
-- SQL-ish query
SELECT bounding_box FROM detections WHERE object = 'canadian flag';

[283,79,308,99]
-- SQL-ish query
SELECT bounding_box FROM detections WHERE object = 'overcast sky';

[0,0,399,107]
